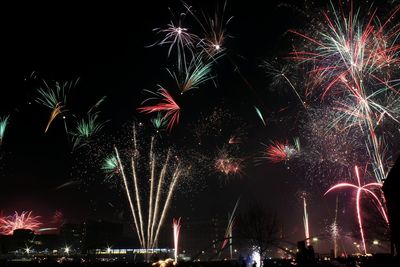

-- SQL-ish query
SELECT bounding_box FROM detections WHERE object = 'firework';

[35,79,78,133]
[325,165,389,254]
[302,196,311,246]
[214,148,243,177]
[0,211,42,235]
[221,198,240,259]
[288,2,400,183]
[50,210,64,227]
[298,107,366,185]
[150,8,198,72]
[265,139,300,163]
[169,52,214,94]
[228,135,242,144]
[214,157,242,176]
[331,196,340,258]
[254,106,266,126]
[137,88,181,132]
[152,258,175,267]
[102,153,120,180]
[261,61,306,108]
[184,1,232,57]
[0,115,10,147]
[72,112,107,150]
[173,217,181,263]
[88,96,107,114]
[114,125,185,249]
[151,113,167,132]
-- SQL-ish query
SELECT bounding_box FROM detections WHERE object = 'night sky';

[0,0,397,252]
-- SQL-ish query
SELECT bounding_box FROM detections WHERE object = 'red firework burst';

[137,88,181,132]
[0,211,42,235]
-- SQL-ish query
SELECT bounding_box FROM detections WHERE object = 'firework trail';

[331,196,339,258]
[114,125,185,249]
[0,115,10,147]
[254,106,266,126]
[221,197,240,259]
[138,88,181,132]
[0,211,42,235]
[35,79,78,133]
[301,195,311,246]
[325,165,389,254]
[72,112,107,150]
[173,217,181,263]
[88,96,107,114]
[288,2,400,183]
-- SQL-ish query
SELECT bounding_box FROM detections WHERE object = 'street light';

[312,237,318,242]
[373,240,379,245]
[64,246,70,254]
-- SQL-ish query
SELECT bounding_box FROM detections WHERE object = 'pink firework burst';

[0,211,42,235]
[215,157,242,176]
[325,166,389,254]
[137,88,181,132]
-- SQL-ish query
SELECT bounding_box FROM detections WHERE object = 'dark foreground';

[1,256,400,267]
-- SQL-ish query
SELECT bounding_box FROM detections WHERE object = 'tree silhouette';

[236,202,279,266]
